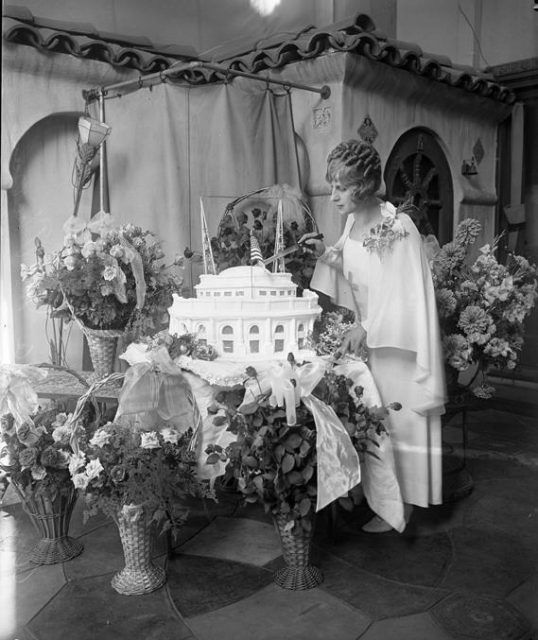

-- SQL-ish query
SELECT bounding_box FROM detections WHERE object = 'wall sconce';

[72,116,111,217]
[461,157,478,176]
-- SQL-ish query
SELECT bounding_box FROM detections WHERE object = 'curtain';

[6,76,300,365]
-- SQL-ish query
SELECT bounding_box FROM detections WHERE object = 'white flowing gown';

[312,203,446,507]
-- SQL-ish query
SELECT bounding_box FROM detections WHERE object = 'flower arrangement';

[0,408,85,501]
[307,310,357,356]
[210,186,319,293]
[21,219,182,340]
[140,329,218,362]
[70,421,208,536]
[431,218,538,398]
[206,358,398,535]
[362,202,409,256]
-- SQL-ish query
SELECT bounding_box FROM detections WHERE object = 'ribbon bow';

[266,360,361,512]
[116,345,193,428]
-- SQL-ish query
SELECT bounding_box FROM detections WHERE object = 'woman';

[303,140,446,532]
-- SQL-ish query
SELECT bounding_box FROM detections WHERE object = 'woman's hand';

[336,324,367,358]
[298,232,326,258]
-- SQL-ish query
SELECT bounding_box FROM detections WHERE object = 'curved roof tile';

[2,6,515,104]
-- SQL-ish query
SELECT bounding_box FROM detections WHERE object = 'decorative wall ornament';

[358,115,378,144]
[312,106,332,130]
[473,138,485,165]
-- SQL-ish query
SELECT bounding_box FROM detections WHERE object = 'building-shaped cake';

[168,264,321,361]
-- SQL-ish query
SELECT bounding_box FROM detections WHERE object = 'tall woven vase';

[111,508,166,596]
[273,514,323,590]
[19,485,84,565]
[84,327,123,380]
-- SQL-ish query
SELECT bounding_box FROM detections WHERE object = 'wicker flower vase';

[111,509,166,596]
[20,485,83,565]
[273,514,323,590]
[84,327,123,380]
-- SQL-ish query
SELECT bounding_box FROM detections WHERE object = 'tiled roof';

[2,6,515,103]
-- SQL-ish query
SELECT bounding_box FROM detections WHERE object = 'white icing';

[168,264,322,361]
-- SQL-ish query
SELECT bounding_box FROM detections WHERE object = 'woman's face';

[329,179,357,216]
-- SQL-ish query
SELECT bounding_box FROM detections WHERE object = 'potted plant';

[0,406,86,565]
[20,219,182,377]
[70,420,210,595]
[431,218,538,399]
[206,356,397,590]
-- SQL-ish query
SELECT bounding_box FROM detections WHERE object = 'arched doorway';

[384,128,454,244]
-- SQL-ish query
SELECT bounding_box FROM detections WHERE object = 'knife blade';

[263,233,324,266]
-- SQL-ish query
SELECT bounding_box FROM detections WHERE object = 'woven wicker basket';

[111,507,166,596]
[84,327,123,380]
[273,514,323,590]
[16,484,83,565]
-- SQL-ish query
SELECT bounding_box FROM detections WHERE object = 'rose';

[72,472,89,490]
[102,265,118,281]
[0,414,15,435]
[109,245,124,260]
[81,241,98,258]
[16,421,41,446]
[40,446,62,468]
[140,431,160,449]
[85,458,104,481]
[109,465,127,484]
[90,429,112,448]
[160,427,180,445]
[31,466,47,480]
[52,425,71,446]
[52,412,69,427]
[19,447,38,468]
[63,255,77,271]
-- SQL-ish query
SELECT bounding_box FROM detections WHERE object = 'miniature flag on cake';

[250,231,264,266]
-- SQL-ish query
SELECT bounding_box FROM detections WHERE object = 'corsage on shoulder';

[362,202,409,257]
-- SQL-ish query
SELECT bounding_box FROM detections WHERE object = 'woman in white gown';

[303,140,446,532]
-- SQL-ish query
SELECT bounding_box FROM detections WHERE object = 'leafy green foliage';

[206,363,399,535]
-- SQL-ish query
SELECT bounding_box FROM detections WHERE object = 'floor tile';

[26,574,193,640]
[187,582,371,640]
[63,521,124,581]
[319,551,448,620]
[323,527,452,587]
[359,612,454,640]
[507,573,538,634]
[441,527,535,597]
[168,552,273,617]
[179,516,282,566]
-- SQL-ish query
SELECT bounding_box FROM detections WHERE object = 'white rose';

[90,429,111,448]
[85,458,104,481]
[160,427,180,445]
[72,473,90,490]
[140,431,161,449]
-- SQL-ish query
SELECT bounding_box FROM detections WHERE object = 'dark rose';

[40,446,61,468]
[110,465,127,484]
[19,447,38,468]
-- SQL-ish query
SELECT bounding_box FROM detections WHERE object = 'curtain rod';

[83,60,331,102]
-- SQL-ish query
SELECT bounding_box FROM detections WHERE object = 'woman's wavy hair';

[326,140,382,202]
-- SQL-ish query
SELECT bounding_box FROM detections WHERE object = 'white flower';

[52,425,71,446]
[63,255,77,271]
[85,458,104,481]
[81,241,98,258]
[102,265,118,281]
[140,431,161,449]
[72,472,90,490]
[90,428,112,448]
[31,465,47,480]
[109,244,124,260]
[69,452,86,475]
[52,412,69,427]
[160,427,180,445]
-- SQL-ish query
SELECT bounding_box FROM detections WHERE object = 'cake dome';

[168,264,321,361]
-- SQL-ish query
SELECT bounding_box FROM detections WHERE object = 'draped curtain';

[3,73,301,366]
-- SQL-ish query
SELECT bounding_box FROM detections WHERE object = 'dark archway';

[384,128,454,244]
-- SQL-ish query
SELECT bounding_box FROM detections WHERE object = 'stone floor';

[1,399,537,640]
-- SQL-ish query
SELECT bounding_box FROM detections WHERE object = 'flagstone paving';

[1,405,536,640]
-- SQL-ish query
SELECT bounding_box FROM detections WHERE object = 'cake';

[168,264,321,361]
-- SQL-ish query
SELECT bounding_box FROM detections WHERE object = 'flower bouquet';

[0,364,89,564]
[70,420,209,594]
[431,219,538,398]
[20,216,182,377]
[206,356,398,589]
